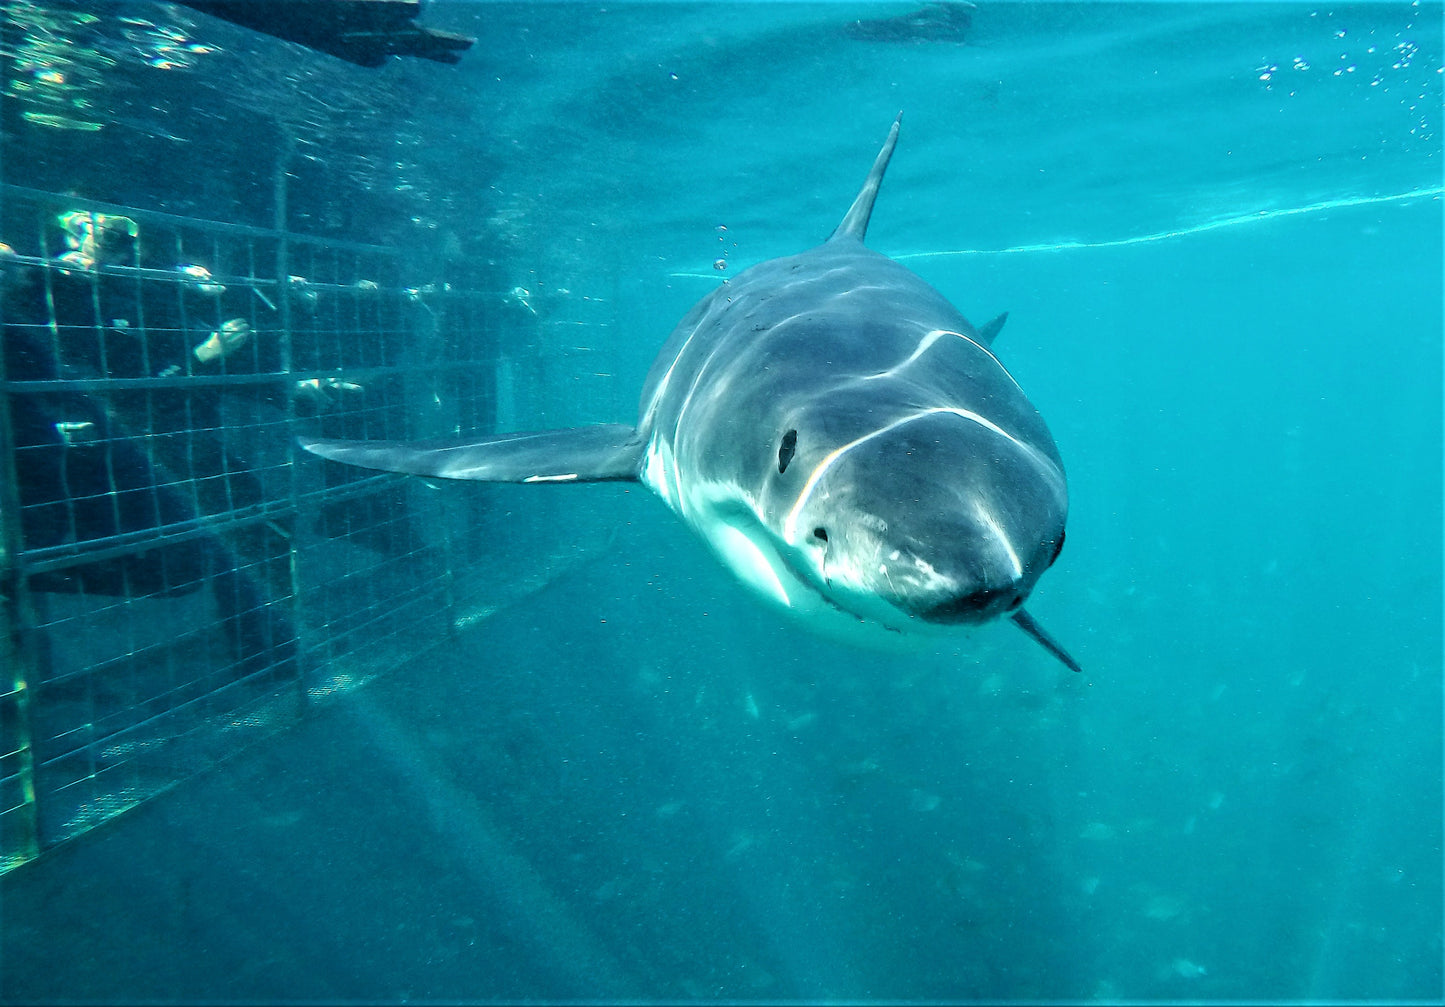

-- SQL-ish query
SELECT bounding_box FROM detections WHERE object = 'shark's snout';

[917,583,1026,624]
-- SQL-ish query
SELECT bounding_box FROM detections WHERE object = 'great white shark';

[301,115,1081,672]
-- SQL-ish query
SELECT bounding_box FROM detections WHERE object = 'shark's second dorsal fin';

[976,311,1009,347]
[829,112,902,244]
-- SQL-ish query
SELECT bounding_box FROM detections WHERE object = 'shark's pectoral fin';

[1010,608,1082,673]
[299,424,644,483]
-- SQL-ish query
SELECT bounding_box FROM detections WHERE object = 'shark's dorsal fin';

[829,112,902,244]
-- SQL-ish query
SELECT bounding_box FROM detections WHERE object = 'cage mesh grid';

[0,186,531,872]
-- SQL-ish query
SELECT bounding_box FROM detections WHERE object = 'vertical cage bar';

[0,281,42,870]
[0,99,41,863]
[274,133,307,713]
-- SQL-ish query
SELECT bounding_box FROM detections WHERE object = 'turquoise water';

[424,4,1443,998]
[466,4,1442,999]
[6,2,1441,1001]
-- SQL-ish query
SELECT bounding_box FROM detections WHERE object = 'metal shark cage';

[0,183,610,873]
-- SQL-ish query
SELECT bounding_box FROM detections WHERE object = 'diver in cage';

[1,216,297,680]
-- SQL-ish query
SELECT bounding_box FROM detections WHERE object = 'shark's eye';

[812,527,829,543]
[778,429,798,473]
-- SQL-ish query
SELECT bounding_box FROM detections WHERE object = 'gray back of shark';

[301,115,1081,672]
